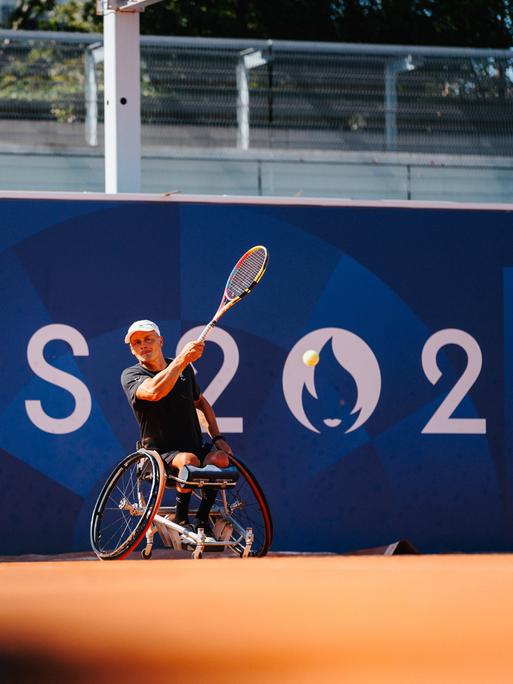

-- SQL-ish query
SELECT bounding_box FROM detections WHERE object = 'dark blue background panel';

[0,194,511,555]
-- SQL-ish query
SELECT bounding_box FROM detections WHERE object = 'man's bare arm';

[195,394,233,455]
[136,341,204,401]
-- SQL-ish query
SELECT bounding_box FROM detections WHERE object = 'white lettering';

[421,328,486,434]
[177,326,243,433]
[25,324,92,434]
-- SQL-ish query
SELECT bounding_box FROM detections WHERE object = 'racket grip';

[197,320,217,342]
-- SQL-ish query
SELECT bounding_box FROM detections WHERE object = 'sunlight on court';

[1,554,513,682]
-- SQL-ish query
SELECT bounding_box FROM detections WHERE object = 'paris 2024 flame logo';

[282,328,381,434]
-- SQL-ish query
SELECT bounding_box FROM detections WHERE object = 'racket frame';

[197,245,268,342]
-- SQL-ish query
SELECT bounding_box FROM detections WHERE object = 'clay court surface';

[1,552,513,682]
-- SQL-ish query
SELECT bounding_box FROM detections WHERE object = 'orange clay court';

[1,552,513,682]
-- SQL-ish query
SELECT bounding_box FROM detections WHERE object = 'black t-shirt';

[121,358,203,454]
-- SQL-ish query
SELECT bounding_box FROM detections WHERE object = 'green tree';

[427,0,513,47]
[143,0,513,46]
[141,0,262,38]
[10,0,101,32]
[8,0,513,47]
[332,0,438,45]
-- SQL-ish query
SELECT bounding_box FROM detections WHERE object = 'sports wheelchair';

[90,449,272,560]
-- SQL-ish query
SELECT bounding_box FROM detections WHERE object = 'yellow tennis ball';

[302,349,320,367]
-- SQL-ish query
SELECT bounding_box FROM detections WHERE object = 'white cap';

[124,319,161,344]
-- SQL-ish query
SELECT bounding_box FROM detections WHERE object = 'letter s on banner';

[25,324,92,434]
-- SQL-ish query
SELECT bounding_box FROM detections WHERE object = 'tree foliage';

[7,0,513,48]
[10,0,101,32]
[329,0,513,48]
[142,1,337,41]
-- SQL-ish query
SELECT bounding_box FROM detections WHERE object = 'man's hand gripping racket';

[197,245,269,342]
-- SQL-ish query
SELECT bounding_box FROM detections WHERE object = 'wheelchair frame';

[90,449,273,560]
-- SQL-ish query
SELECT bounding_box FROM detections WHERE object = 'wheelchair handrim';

[228,454,273,556]
[90,452,165,560]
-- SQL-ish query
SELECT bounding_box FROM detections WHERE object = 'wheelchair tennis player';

[121,319,232,541]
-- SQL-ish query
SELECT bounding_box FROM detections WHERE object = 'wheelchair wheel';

[213,454,272,557]
[90,450,166,560]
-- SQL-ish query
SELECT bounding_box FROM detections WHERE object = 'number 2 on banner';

[421,328,486,434]
[176,326,243,433]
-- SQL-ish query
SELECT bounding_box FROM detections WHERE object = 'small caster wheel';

[141,548,152,560]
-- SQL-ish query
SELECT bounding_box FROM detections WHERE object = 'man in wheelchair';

[121,319,233,541]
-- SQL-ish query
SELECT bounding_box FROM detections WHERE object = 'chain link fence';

[1,29,513,156]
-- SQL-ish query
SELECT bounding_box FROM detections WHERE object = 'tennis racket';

[197,245,269,342]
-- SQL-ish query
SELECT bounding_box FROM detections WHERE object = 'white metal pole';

[236,49,268,151]
[84,48,97,146]
[236,58,250,150]
[85,43,103,147]
[103,9,141,193]
[385,55,416,153]
[384,64,398,152]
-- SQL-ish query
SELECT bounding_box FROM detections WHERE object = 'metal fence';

[1,29,513,156]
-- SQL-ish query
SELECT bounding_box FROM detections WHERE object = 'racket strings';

[226,248,267,299]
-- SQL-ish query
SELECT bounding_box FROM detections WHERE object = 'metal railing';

[1,29,513,156]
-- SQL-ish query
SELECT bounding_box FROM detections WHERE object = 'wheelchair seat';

[175,464,240,487]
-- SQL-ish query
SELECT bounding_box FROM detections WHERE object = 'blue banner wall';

[1,193,512,555]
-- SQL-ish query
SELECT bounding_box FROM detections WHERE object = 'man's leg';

[194,448,230,530]
[168,451,201,525]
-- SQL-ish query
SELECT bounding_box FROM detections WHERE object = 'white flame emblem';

[282,328,381,434]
